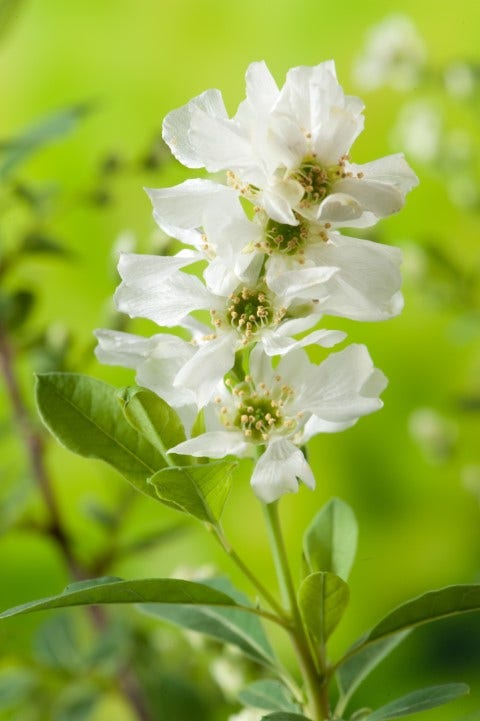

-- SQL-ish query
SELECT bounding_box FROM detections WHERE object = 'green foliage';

[140,577,279,669]
[238,679,301,713]
[303,498,358,581]
[0,105,90,180]
[298,571,349,645]
[363,683,469,720]
[35,373,166,499]
[345,584,480,661]
[0,669,36,710]
[335,632,411,716]
[149,461,236,524]
[117,385,186,458]
[260,713,312,721]
[0,577,238,619]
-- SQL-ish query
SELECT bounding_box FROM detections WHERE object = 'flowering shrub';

[1,60,478,721]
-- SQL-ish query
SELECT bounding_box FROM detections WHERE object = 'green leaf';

[140,577,278,670]
[260,714,311,721]
[303,498,358,581]
[0,105,90,179]
[0,669,36,709]
[335,631,411,716]
[298,572,349,645]
[363,683,469,720]
[35,373,167,499]
[117,385,186,459]
[0,577,238,619]
[148,461,236,524]
[343,584,480,662]
[238,679,301,713]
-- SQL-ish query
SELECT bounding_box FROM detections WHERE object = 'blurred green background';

[1,0,480,719]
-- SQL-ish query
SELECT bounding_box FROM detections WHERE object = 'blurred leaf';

[238,679,301,713]
[0,289,34,330]
[0,576,238,619]
[35,373,166,499]
[0,0,25,43]
[260,714,311,720]
[20,233,72,258]
[34,613,86,671]
[85,620,132,674]
[303,498,358,581]
[339,584,480,666]
[140,577,279,670]
[298,572,349,645]
[335,631,411,716]
[0,104,90,180]
[52,688,99,721]
[363,683,469,720]
[0,668,36,709]
[148,461,236,524]
[118,385,186,459]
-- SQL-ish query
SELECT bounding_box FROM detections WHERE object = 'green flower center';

[211,286,285,344]
[263,218,309,255]
[292,154,353,209]
[217,375,300,443]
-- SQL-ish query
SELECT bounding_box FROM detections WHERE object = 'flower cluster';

[96,60,417,503]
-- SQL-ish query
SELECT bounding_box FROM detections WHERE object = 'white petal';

[162,89,228,168]
[115,271,214,326]
[296,344,388,422]
[146,178,236,225]
[116,252,199,290]
[261,328,346,356]
[301,415,356,441]
[189,110,253,173]
[169,431,248,459]
[348,153,419,194]
[251,439,315,503]
[315,192,364,224]
[267,265,338,299]
[94,329,163,368]
[243,60,279,116]
[333,177,406,219]
[312,234,403,321]
[174,333,236,407]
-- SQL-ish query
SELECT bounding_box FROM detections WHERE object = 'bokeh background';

[1,0,480,719]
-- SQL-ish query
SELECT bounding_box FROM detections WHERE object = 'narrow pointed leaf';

[336,631,411,715]
[298,571,349,645]
[0,105,90,179]
[239,679,301,713]
[364,683,469,720]
[303,498,358,581]
[140,577,278,670]
[0,577,238,619]
[148,462,236,524]
[341,584,480,664]
[35,373,166,500]
[117,386,186,458]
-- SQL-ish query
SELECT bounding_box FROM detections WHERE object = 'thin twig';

[0,324,154,721]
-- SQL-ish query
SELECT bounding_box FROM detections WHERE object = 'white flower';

[93,329,197,431]
[163,60,418,226]
[147,178,404,321]
[113,252,345,407]
[170,344,387,503]
[353,15,426,91]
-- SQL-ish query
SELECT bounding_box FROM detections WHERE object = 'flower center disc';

[293,155,348,209]
[235,395,282,442]
[264,218,309,255]
[226,287,273,341]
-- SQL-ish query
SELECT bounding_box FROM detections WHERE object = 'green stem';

[212,524,290,625]
[263,501,330,721]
